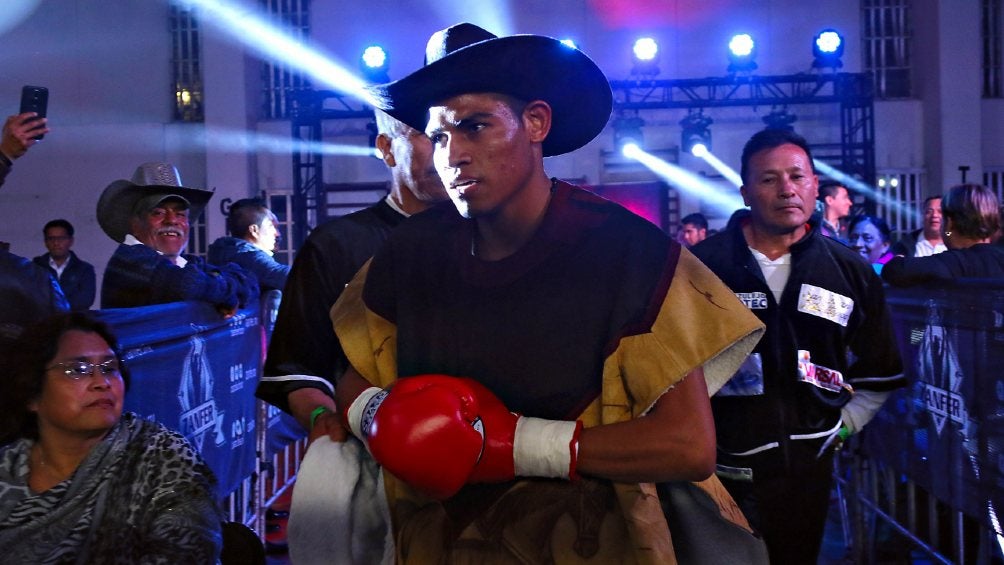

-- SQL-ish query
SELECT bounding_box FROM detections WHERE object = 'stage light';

[727,34,757,73]
[631,37,660,76]
[680,111,713,156]
[560,38,577,49]
[613,113,645,157]
[812,29,844,69]
[762,107,798,131]
[634,37,658,61]
[360,44,390,83]
[877,175,899,189]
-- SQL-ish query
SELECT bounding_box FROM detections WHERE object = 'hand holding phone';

[18,85,48,141]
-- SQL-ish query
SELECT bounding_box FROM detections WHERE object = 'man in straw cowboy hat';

[98,162,257,315]
[328,23,766,562]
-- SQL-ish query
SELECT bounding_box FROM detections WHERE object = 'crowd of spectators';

[883,183,1004,284]
[4,25,1004,561]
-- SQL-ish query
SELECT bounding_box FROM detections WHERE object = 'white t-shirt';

[914,237,946,257]
[749,247,792,304]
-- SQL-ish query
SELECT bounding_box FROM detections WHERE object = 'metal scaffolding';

[289,73,875,246]
[609,71,876,191]
[289,90,373,247]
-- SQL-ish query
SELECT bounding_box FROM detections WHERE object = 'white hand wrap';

[840,389,891,434]
[346,386,384,442]
[513,417,580,479]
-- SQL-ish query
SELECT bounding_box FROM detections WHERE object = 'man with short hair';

[691,129,905,563]
[330,23,765,562]
[680,212,708,247]
[208,198,290,292]
[817,179,853,242]
[33,219,96,311]
[892,195,947,257]
[256,109,451,563]
[98,162,257,314]
[255,109,451,436]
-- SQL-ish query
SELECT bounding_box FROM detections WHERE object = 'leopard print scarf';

[0,413,222,563]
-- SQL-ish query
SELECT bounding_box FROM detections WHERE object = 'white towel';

[287,436,393,564]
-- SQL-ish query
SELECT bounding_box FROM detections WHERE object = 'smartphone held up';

[19,85,48,141]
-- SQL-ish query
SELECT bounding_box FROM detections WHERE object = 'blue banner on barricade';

[864,281,1004,529]
[96,301,263,498]
[264,403,306,457]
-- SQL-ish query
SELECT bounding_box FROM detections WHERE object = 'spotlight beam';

[697,151,743,188]
[624,145,745,216]
[168,126,375,157]
[174,0,379,106]
[812,160,913,218]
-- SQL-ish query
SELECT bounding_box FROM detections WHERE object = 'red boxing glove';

[462,378,518,483]
[345,375,484,500]
[461,378,583,483]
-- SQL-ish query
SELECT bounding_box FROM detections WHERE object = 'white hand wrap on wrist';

[346,387,384,442]
[513,417,580,479]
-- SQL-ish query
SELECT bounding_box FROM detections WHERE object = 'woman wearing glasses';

[0,312,222,562]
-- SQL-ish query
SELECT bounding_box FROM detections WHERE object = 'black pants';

[720,453,835,565]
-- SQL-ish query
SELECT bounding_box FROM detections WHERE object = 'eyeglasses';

[46,360,121,379]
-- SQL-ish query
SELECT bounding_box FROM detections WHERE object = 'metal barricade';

[828,282,1004,564]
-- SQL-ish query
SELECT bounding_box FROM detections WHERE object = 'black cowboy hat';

[96,162,213,243]
[366,23,613,157]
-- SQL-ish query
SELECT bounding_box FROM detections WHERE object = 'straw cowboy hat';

[366,22,613,157]
[96,162,213,243]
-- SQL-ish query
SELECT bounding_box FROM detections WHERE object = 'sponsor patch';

[797,283,854,327]
[735,291,769,310]
[796,349,848,393]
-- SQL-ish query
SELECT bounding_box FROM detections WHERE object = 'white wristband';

[346,387,383,441]
[513,417,578,478]
[840,389,891,434]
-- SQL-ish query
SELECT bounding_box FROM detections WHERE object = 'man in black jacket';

[256,110,448,435]
[208,198,290,292]
[33,219,96,311]
[691,129,905,564]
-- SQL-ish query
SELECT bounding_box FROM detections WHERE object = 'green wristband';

[309,406,329,430]
[838,426,851,441]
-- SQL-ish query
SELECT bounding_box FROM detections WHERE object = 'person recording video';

[0,112,48,188]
